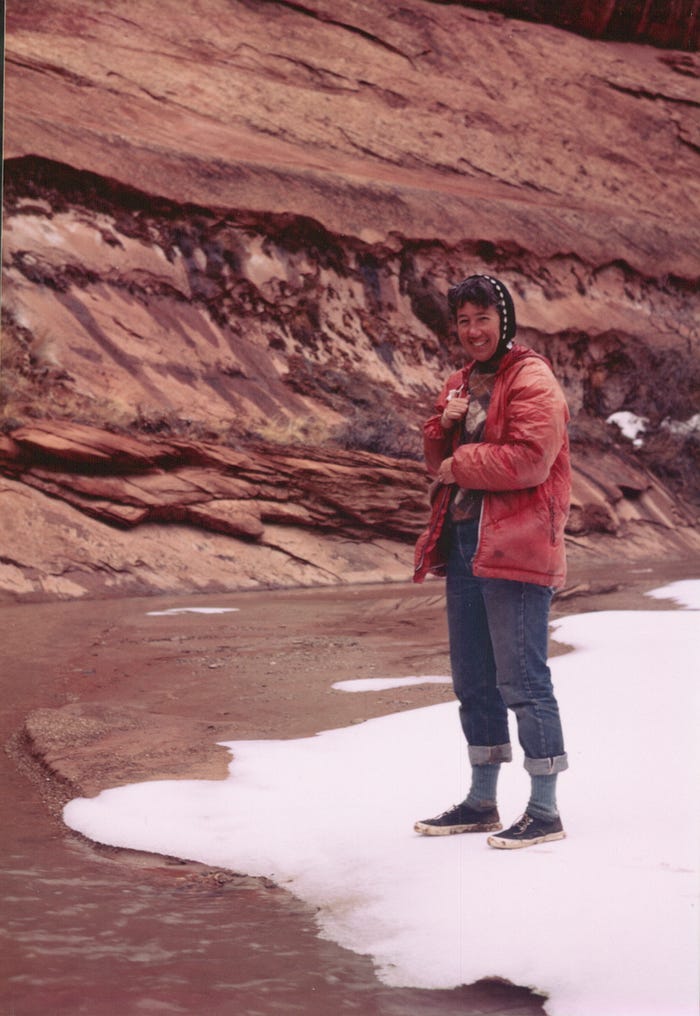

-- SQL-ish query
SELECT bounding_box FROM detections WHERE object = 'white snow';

[65,582,700,1016]
[333,675,451,692]
[146,606,240,616]
[646,579,700,610]
[607,412,700,447]
[607,411,647,447]
[662,413,700,438]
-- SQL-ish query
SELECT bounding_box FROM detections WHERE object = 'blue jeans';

[445,519,568,775]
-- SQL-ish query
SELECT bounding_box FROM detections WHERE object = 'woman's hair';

[447,274,517,345]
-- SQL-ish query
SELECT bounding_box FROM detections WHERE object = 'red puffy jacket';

[413,345,571,588]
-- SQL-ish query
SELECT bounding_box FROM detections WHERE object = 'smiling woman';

[414,274,572,848]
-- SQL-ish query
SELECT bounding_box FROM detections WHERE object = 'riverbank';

[3,556,698,1015]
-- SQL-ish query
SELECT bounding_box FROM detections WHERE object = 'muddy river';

[2,559,696,1015]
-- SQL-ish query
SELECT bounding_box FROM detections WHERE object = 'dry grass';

[248,413,335,447]
[332,408,422,459]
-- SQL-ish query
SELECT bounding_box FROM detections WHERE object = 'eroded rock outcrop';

[0,420,428,539]
[2,0,699,599]
[0,417,696,601]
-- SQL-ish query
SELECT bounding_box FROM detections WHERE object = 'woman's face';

[455,301,501,362]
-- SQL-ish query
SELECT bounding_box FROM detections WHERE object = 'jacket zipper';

[473,500,484,569]
[414,485,450,575]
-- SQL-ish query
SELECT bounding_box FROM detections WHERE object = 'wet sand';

[2,557,697,1015]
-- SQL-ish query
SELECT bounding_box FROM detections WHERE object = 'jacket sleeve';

[451,360,568,491]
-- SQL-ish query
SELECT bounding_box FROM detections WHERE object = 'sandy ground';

[2,557,698,1015]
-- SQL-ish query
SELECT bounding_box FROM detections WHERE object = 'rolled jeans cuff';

[524,753,569,775]
[468,743,513,766]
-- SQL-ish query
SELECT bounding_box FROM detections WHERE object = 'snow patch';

[646,580,700,610]
[146,607,240,616]
[607,410,647,447]
[66,582,700,1016]
[333,675,450,692]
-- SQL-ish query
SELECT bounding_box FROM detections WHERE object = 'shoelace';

[515,813,534,833]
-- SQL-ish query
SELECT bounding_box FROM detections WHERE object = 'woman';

[413,274,570,849]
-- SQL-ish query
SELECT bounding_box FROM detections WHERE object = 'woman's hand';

[437,456,456,484]
[441,397,468,429]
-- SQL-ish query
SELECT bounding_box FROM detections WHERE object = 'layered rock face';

[2,0,699,600]
[452,0,699,49]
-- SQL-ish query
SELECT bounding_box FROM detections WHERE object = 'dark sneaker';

[487,812,565,850]
[414,802,501,836]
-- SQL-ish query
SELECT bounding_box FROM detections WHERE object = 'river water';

[2,559,696,1016]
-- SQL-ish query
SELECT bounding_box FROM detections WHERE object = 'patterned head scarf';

[447,274,517,353]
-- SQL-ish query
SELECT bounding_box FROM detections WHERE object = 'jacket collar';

[460,344,550,385]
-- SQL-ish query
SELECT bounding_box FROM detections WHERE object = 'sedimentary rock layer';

[2,0,699,598]
[1,419,697,601]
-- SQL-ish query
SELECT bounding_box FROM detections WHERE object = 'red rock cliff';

[2,0,699,600]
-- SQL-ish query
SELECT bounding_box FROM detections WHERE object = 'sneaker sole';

[414,820,503,836]
[487,830,566,850]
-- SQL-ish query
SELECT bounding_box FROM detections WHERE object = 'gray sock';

[527,773,559,820]
[465,763,500,811]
